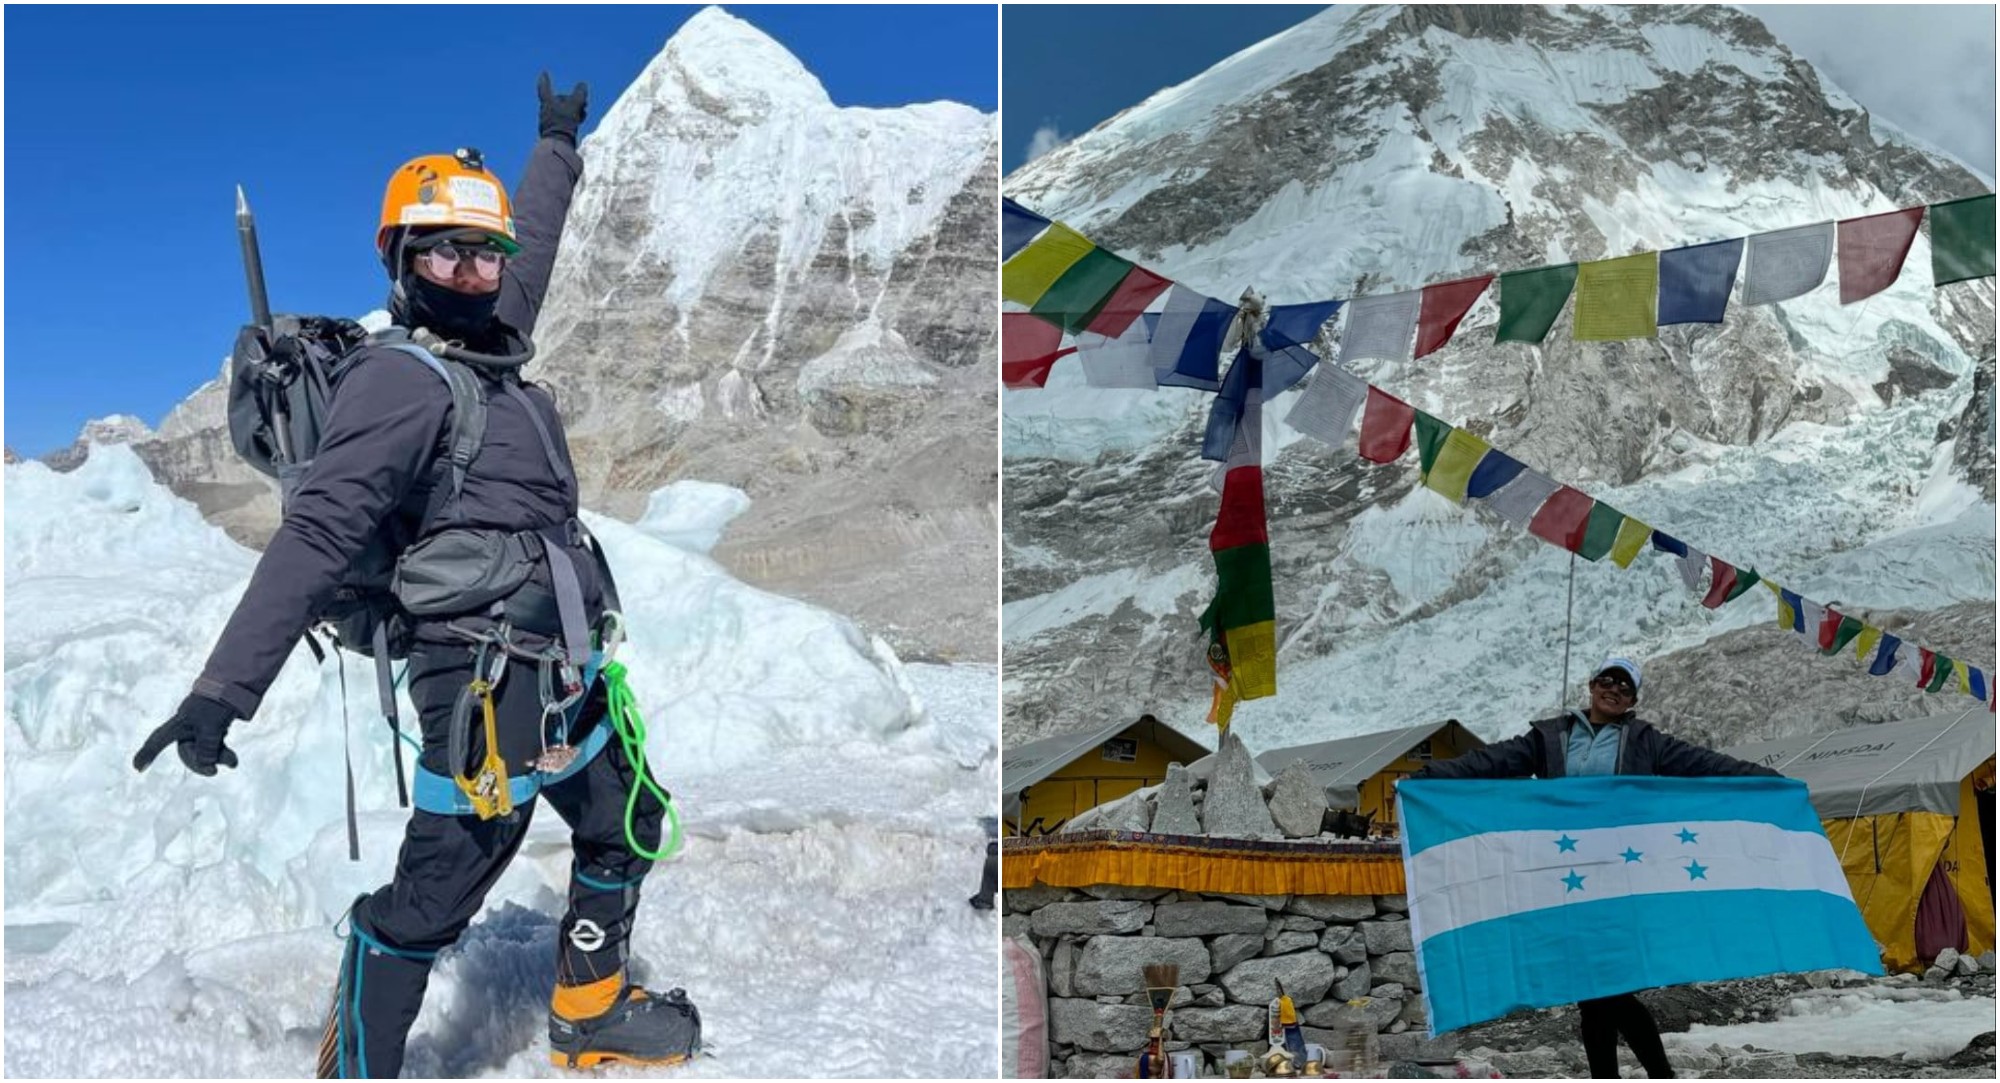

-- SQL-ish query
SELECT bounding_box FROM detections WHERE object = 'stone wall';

[1004,885,1460,1078]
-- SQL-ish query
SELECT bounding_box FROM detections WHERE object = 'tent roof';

[1002,717,1209,802]
[1255,720,1485,803]
[1722,712,1997,818]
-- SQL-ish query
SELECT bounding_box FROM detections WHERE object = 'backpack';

[226,315,489,849]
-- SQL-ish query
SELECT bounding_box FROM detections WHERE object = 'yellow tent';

[1728,713,1995,972]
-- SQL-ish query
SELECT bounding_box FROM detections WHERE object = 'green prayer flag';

[1927,654,1956,693]
[1204,543,1276,630]
[1723,567,1761,602]
[1414,411,1451,477]
[1577,502,1625,562]
[1932,195,1996,285]
[1032,247,1135,333]
[1825,615,1864,656]
[1495,264,1579,344]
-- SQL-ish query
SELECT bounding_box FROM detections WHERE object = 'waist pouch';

[392,528,542,619]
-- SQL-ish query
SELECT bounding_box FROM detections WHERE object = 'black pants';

[321,641,666,1078]
[1578,994,1674,1078]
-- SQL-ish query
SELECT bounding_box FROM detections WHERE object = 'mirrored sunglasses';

[414,242,508,282]
[1591,674,1636,695]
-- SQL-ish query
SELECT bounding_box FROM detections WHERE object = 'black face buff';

[404,272,500,340]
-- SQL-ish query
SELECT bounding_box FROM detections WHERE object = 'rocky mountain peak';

[635,5,832,125]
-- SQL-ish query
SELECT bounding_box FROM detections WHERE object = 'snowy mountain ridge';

[1000,4,1995,751]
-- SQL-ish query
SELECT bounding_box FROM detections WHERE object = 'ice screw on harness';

[600,660,683,862]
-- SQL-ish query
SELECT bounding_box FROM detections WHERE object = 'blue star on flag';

[1555,834,1579,852]
[1685,860,1708,880]
[1676,827,1699,844]
[1621,848,1643,863]
[1562,869,1587,893]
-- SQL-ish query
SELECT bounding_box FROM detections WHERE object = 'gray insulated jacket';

[1409,713,1783,780]
[193,137,594,720]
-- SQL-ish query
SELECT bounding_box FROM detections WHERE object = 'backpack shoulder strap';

[371,338,488,512]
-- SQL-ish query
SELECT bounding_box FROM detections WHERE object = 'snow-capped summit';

[650,5,833,117]
[1002,5,1993,748]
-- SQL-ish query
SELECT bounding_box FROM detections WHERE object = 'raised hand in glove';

[538,71,589,145]
[133,694,240,776]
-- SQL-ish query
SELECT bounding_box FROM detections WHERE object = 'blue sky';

[1001,5,1323,172]
[4,4,998,456]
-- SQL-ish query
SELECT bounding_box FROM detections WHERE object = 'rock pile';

[1060,733,1370,841]
[1005,886,1455,1078]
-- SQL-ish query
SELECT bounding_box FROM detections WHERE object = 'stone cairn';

[1006,734,1457,1077]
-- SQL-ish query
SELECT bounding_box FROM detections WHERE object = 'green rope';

[601,661,683,862]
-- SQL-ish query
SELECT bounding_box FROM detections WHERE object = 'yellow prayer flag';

[1951,661,1969,695]
[1852,624,1883,662]
[1227,620,1278,700]
[1765,580,1795,629]
[1573,251,1659,341]
[1425,428,1491,504]
[1001,223,1096,306]
[1609,517,1652,568]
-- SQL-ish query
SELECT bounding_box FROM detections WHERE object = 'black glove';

[538,71,589,145]
[133,694,240,776]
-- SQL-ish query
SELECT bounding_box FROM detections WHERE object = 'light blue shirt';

[1565,710,1624,777]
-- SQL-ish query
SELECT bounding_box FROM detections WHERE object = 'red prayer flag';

[1699,557,1740,609]
[1838,207,1925,304]
[1085,265,1174,338]
[1817,607,1843,650]
[1210,466,1270,550]
[1358,387,1416,462]
[1918,648,1937,689]
[1528,486,1595,552]
[1003,312,1072,388]
[1415,275,1494,359]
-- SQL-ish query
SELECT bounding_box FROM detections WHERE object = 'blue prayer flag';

[1658,238,1743,325]
[1399,777,1881,1036]
[1258,300,1342,394]
[1779,588,1805,633]
[1869,633,1902,676]
[1465,450,1527,500]
[1002,198,1051,261]
[1154,291,1237,392]
[1203,348,1260,461]
[1649,530,1688,558]
[1969,666,1989,702]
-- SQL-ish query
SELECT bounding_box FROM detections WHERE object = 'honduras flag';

[1397,777,1881,1035]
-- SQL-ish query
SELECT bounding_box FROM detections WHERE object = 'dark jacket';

[192,137,589,720]
[1409,711,1782,780]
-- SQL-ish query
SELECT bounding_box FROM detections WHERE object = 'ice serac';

[1002,4,1994,749]
[113,7,998,661]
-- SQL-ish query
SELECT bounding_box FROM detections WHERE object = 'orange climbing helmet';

[376,148,520,256]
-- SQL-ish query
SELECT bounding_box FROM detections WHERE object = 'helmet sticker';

[448,176,504,215]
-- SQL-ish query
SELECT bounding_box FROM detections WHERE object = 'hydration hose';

[600,660,683,861]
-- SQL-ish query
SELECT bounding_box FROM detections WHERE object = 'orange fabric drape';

[1002,836,1406,895]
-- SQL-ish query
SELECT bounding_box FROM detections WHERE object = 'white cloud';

[1024,122,1068,163]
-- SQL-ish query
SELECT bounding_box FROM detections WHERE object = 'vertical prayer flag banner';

[1202,376,1278,714]
[1087,265,1174,338]
[1260,299,1343,394]
[1033,247,1136,332]
[1284,364,1369,448]
[1528,485,1595,552]
[1359,387,1417,463]
[1465,448,1527,501]
[1484,469,1562,531]
[1658,238,1743,325]
[1413,412,1452,477]
[1398,776,1881,1036]
[1496,264,1579,344]
[1837,208,1925,304]
[1608,516,1652,569]
[1074,320,1159,389]
[1002,222,1096,306]
[1742,222,1834,305]
[1001,197,1051,261]
[1931,194,1995,285]
[1577,501,1626,562]
[1002,312,1070,389]
[1417,275,1494,358]
[1573,252,1660,340]
[1426,428,1493,504]
[1152,286,1238,391]
[1338,290,1422,364]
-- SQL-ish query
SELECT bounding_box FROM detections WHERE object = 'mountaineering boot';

[318,899,439,1078]
[549,973,702,1069]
